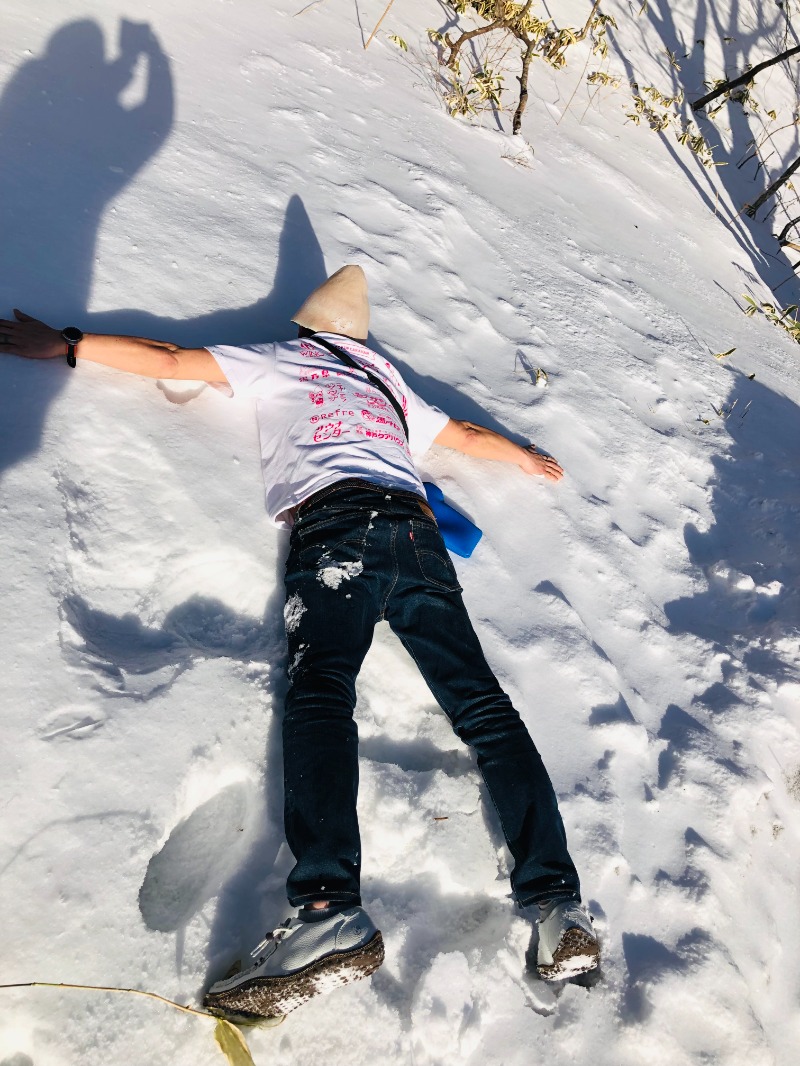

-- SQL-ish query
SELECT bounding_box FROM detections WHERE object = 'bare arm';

[433,418,563,482]
[0,309,229,384]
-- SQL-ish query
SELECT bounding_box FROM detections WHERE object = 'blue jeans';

[282,481,580,908]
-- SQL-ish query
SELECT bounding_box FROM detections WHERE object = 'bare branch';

[445,1,535,68]
[513,40,537,134]
[445,18,507,69]
[744,154,800,219]
[692,43,800,111]
[777,215,800,243]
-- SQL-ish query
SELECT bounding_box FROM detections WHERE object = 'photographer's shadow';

[0,18,173,481]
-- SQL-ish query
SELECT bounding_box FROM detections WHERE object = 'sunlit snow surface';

[1,1,799,1064]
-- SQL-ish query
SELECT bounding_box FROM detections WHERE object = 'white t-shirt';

[207,334,450,527]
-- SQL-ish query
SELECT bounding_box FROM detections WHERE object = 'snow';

[283,593,306,634]
[1,0,799,1064]
[317,559,364,588]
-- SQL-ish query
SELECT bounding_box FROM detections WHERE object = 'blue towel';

[423,482,483,558]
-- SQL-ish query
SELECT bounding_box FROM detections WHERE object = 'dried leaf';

[388,34,408,51]
[713,348,736,359]
[214,1019,256,1066]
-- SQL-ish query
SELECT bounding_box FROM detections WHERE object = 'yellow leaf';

[214,1019,256,1066]
[713,348,736,359]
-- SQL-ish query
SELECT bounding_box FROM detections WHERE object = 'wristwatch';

[61,326,83,368]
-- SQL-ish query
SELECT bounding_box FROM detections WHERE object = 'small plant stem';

[557,41,594,125]
[513,40,537,134]
[578,0,603,42]
[292,0,329,15]
[364,0,397,50]
[692,43,800,111]
[0,981,214,1020]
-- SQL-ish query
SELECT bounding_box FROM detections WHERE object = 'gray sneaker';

[203,907,384,1022]
[536,898,599,981]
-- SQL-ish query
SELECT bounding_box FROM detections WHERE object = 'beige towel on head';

[292,265,369,340]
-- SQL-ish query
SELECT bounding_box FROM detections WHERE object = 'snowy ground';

[1,1,799,1064]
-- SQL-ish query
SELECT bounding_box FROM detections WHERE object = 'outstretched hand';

[519,445,564,482]
[0,310,64,360]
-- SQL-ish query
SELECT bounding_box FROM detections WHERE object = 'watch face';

[62,326,83,344]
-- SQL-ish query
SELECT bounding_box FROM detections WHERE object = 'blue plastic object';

[423,482,483,559]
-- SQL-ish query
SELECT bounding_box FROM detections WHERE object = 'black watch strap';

[61,327,83,368]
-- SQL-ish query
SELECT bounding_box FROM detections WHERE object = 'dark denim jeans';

[282,481,580,909]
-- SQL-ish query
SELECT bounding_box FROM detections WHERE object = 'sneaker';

[536,898,599,981]
[203,906,384,1022]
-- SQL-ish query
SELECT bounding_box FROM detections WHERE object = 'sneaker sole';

[537,928,600,982]
[203,930,385,1021]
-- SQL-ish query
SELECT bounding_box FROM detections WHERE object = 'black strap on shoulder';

[310,334,409,440]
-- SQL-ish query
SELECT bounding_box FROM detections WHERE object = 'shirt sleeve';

[405,385,450,457]
[205,342,277,398]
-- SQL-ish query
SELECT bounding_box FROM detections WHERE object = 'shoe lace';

[249,919,296,960]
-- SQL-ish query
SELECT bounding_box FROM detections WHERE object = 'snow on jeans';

[282,481,581,908]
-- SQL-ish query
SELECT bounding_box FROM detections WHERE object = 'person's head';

[292,265,369,341]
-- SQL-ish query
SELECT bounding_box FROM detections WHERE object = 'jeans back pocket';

[294,509,373,580]
[410,518,462,592]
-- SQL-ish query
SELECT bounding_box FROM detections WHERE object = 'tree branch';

[778,215,800,243]
[445,19,505,68]
[445,1,534,69]
[513,39,537,134]
[692,43,800,111]
[744,154,800,218]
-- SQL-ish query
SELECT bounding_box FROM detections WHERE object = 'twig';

[744,153,800,218]
[0,980,214,1020]
[579,0,603,42]
[777,215,800,242]
[774,265,800,292]
[293,0,329,14]
[445,17,508,69]
[364,0,397,50]
[737,149,758,170]
[557,37,593,125]
[692,44,800,111]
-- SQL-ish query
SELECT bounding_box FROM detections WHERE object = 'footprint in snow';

[139,781,252,933]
